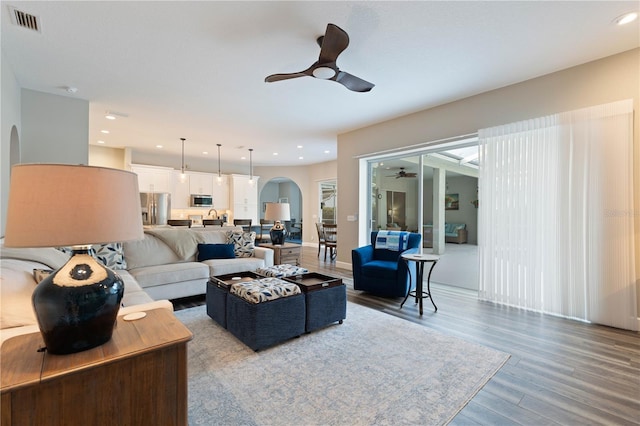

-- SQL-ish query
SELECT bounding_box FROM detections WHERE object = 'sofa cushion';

[123,234,183,269]
[201,257,266,276]
[0,259,41,328]
[117,270,154,306]
[226,230,256,258]
[197,243,235,261]
[129,262,209,288]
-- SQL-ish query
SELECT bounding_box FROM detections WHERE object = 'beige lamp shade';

[264,202,291,222]
[4,164,144,247]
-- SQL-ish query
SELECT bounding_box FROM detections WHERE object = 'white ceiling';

[2,1,638,168]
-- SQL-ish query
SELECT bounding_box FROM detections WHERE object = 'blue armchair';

[352,231,422,298]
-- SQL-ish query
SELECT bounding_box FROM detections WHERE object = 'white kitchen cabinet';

[211,174,230,210]
[189,172,214,195]
[171,171,191,209]
[230,174,259,224]
[131,164,173,193]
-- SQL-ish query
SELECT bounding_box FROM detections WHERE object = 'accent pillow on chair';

[351,231,422,298]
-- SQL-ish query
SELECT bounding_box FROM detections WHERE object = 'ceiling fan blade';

[265,72,309,83]
[318,24,349,64]
[334,71,375,92]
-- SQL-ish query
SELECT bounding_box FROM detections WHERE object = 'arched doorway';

[259,178,303,242]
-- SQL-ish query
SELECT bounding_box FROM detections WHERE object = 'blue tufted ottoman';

[285,273,346,332]
[226,277,306,351]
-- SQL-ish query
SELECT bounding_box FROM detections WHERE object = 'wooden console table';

[260,242,301,265]
[1,308,192,426]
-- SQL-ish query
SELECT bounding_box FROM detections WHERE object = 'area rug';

[177,302,509,425]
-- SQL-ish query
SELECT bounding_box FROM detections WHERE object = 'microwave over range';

[190,194,213,207]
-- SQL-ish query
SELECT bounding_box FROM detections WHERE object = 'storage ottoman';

[226,278,306,351]
[286,273,346,332]
[207,272,264,329]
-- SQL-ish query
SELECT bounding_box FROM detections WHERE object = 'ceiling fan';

[386,168,417,179]
[265,23,375,93]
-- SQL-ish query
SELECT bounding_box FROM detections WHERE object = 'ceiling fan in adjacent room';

[386,168,417,179]
[265,23,375,93]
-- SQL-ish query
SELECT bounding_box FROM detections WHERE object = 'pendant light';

[179,138,187,182]
[248,148,254,186]
[216,143,223,185]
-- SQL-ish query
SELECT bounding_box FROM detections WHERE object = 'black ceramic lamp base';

[32,248,124,355]
[269,221,287,245]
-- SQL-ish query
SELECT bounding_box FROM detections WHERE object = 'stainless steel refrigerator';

[140,192,171,226]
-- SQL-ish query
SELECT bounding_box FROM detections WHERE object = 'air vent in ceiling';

[9,6,41,32]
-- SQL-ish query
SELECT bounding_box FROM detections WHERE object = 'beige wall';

[338,49,639,307]
[89,145,127,169]
[255,160,337,244]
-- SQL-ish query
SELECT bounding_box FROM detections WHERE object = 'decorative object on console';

[264,202,291,245]
[4,164,143,354]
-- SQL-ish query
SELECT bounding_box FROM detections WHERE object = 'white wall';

[21,89,88,164]
[1,51,22,236]
[338,48,640,309]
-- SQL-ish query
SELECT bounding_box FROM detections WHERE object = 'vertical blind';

[478,99,637,331]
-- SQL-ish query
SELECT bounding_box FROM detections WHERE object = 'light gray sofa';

[123,226,274,300]
[0,244,173,345]
[0,226,273,345]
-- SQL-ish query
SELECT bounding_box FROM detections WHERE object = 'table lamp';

[264,202,291,245]
[4,164,144,354]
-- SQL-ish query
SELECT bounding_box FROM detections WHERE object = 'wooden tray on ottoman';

[207,272,263,329]
[284,272,343,292]
[285,273,346,332]
[211,271,263,288]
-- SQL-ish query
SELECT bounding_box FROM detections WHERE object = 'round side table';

[401,253,439,315]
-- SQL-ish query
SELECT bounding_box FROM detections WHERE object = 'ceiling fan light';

[313,66,336,79]
[614,11,638,25]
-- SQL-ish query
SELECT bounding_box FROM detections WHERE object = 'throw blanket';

[144,229,199,260]
[375,231,409,251]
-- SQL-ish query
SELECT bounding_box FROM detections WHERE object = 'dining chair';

[233,219,252,233]
[315,223,327,257]
[203,219,224,227]
[167,219,192,228]
[258,219,274,242]
[323,223,337,260]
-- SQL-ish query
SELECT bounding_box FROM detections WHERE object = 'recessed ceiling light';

[241,156,246,160]
[614,11,638,25]
[273,152,278,156]
[97,140,105,144]
[299,156,304,160]
[297,145,303,149]
[202,151,208,155]
[105,114,116,120]
[101,130,110,134]
[324,150,330,154]
[156,145,163,149]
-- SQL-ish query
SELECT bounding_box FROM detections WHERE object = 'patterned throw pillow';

[94,243,127,270]
[225,230,256,258]
[57,243,127,270]
[33,268,53,284]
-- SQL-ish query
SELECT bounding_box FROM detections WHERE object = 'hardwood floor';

[173,245,640,425]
